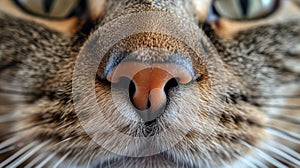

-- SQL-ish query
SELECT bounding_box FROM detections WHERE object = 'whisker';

[52,150,71,168]
[54,136,76,146]
[24,152,47,168]
[51,136,80,152]
[55,121,75,131]
[0,101,34,105]
[269,141,300,160]
[0,145,18,154]
[262,142,300,167]
[242,154,268,168]
[87,151,96,168]
[239,141,287,168]
[6,140,51,167]
[66,150,83,168]
[0,141,37,167]
[0,88,40,96]
[268,114,300,125]
[0,136,22,149]
[0,114,23,123]
[35,152,57,168]
[0,121,48,139]
[251,95,300,99]
[265,127,300,144]
[232,153,257,168]
[259,104,300,110]
[220,159,231,168]
[249,157,268,168]
[27,137,76,167]
[0,139,25,154]
[121,156,126,168]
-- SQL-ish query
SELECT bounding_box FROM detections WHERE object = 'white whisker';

[6,140,51,167]
[251,95,300,99]
[0,142,23,154]
[52,150,71,168]
[35,152,57,168]
[55,121,75,131]
[25,152,47,168]
[262,142,300,166]
[55,136,75,146]
[268,114,300,125]
[0,145,17,154]
[25,137,76,167]
[288,131,300,139]
[202,156,211,168]
[244,154,268,168]
[67,150,83,168]
[269,141,300,160]
[285,130,300,139]
[87,151,96,168]
[0,136,21,149]
[0,114,20,123]
[0,141,37,167]
[240,141,287,168]
[265,128,300,144]
[252,158,268,168]
[232,153,257,168]
[122,156,125,168]
[220,159,231,168]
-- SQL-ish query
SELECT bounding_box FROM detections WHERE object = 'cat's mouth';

[140,119,159,137]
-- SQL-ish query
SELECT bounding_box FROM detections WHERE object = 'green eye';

[14,0,85,19]
[213,0,279,20]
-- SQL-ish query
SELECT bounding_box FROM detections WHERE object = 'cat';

[0,0,299,167]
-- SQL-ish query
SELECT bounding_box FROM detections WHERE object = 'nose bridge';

[99,0,196,26]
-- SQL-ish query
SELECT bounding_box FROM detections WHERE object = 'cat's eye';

[213,0,279,20]
[14,0,85,19]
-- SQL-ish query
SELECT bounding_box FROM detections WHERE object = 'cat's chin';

[91,153,192,168]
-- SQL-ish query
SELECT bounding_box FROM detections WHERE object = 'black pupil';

[239,0,249,17]
[44,0,54,13]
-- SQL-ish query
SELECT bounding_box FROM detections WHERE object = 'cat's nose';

[107,61,193,121]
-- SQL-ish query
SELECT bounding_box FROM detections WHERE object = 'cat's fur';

[0,0,299,167]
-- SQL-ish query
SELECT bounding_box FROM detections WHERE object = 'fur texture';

[0,0,299,167]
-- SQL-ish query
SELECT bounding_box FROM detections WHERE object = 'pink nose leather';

[107,62,192,119]
[131,67,172,112]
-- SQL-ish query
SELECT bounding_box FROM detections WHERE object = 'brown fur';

[0,0,299,167]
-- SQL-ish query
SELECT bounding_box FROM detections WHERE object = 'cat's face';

[0,0,299,167]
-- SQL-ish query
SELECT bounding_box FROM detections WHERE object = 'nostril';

[129,80,151,110]
[164,78,179,96]
[114,77,179,110]
[107,61,194,121]
[111,77,139,108]
[119,79,152,111]
[112,77,150,110]
[128,80,137,106]
[147,97,151,109]
[129,80,136,98]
